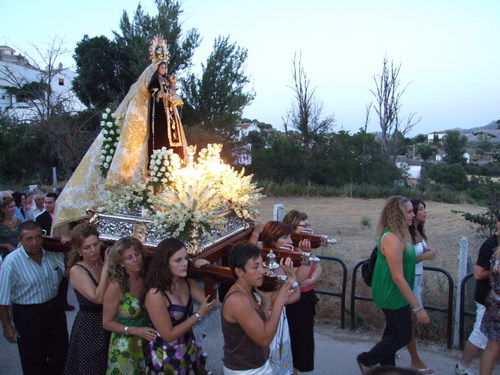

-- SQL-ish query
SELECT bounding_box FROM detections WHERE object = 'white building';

[427,131,446,143]
[234,122,261,165]
[235,122,260,139]
[0,45,85,119]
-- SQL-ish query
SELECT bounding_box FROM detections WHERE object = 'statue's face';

[157,64,167,76]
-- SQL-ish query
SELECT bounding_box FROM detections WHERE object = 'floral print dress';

[146,282,208,375]
[480,251,500,343]
[107,292,150,375]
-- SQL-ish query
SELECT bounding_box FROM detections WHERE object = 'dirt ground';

[253,196,487,337]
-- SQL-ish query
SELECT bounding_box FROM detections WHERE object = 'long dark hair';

[142,237,185,302]
[409,199,427,244]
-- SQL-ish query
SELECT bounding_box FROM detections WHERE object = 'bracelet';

[194,312,202,322]
[412,306,424,313]
[261,301,272,307]
[124,326,129,336]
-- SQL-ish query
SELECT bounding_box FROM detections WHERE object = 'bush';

[427,163,468,190]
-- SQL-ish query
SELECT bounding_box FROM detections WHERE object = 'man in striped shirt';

[0,221,68,375]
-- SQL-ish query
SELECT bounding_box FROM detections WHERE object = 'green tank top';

[372,229,416,310]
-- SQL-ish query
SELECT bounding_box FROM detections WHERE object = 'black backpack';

[361,246,378,287]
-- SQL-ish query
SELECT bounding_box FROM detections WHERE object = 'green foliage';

[0,117,45,184]
[413,134,427,144]
[249,129,404,187]
[0,111,101,184]
[454,178,500,237]
[427,163,468,189]
[181,35,254,134]
[417,144,435,161]
[464,162,500,177]
[72,36,122,109]
[7,81,50,102]
[443,130,467,164]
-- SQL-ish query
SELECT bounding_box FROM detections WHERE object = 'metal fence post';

[273,204,284,222]
[454,237,468,346]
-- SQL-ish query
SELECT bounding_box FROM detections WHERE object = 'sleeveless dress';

[64,264,110,375]
[146,281,208,374]
[107,292,150,375]
[480,252,500,343]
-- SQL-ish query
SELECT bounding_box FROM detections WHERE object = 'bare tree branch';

[284,51,335,150]
[370,55,417,162]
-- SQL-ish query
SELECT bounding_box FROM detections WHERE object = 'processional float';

[43,35,335,296]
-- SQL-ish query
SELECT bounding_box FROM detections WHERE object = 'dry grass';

[254,196,486,341]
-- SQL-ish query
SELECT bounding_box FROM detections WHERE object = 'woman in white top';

[406,199,437,374]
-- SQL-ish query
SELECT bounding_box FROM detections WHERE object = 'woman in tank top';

[357,196,430,374]
[222,243,295,375]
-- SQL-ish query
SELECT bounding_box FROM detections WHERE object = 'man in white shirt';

[0,221,68,375]
[25,193,45,221]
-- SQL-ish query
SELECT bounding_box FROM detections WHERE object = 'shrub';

[427,163,468,190]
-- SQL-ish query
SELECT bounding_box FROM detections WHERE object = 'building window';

[58,78,64,86]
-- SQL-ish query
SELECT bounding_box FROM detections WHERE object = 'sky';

[1,0,499,136]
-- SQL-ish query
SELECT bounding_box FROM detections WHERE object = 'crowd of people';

[0,193,498,375]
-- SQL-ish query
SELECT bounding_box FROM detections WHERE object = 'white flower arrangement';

[99,108,121,178]
[99,143,262,254]
[101,183,153,215]
[148,147,182,193]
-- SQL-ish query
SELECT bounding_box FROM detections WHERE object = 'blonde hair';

[107,236,146,293]
[376,195,412,248]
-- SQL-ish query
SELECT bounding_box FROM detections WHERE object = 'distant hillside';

[447,121,500,143]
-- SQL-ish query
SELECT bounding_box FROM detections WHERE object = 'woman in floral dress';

[479,241,500,375]
[103,237,157,375]
[143,238,215,374]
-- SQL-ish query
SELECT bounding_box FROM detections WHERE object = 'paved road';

[0,286,483,375]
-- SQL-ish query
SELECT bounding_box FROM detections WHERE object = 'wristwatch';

[412,306,423,313]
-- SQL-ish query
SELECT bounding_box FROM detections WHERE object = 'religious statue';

[52,35,187,235]
[147,44,187,160]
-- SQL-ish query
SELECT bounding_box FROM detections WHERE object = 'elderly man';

[25,192,45,221]
[0,221,68,375]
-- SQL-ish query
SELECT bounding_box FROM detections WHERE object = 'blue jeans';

[358,305,413,366]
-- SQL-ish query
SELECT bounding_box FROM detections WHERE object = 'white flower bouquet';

[99,108,121,178]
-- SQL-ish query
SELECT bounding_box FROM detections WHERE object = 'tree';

[443,130,467,164]
[370,56,420,162]
[413,134,427,144]
[73,0,200,109]
[417,144,435,161]
[427,163,468,189]
[0,38,99,178]
[182,35,254,135]
[72,36,122,109]
[283,51,335,150]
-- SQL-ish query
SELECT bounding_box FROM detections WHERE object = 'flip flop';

[414,367,434,375]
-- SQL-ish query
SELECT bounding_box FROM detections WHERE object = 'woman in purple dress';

[142,238,215,374]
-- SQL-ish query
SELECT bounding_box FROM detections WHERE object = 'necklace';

[234,282,259,307]
[82,260,103,271]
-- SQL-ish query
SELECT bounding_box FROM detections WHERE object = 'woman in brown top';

[222,243,295,375]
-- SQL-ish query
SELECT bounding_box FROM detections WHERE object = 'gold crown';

[149,35,170,64]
